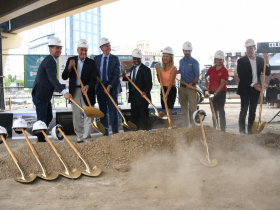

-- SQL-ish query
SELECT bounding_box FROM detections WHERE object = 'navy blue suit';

[94,54,121,136]
[32,54,64,142]
[237,56,270,134]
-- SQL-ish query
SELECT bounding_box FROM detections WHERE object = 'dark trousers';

[130,93,150,131]
[96,84,119,136]
[32,95,53,142]
[238,89,260,134]
[210,91,226,131]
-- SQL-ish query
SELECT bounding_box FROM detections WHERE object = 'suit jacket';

[123,63,153,106]
[94,54,121,95]
[62,56,97,106]
[32,55,64,101]
[237,56,271,96]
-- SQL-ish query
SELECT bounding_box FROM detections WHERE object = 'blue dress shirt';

[179,56,200,84]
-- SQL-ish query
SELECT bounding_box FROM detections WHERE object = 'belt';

[180,84,187,88]
[76,85,81,87]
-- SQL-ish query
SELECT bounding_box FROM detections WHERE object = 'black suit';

[32,54,65,142]
[62,56,97,105]
[123,63,152,130]
[237,56,271,134]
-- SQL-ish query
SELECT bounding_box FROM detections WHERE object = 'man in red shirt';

[205,50,229,131]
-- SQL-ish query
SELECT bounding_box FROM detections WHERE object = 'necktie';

[131,66,136,91]
[102,56,107,84]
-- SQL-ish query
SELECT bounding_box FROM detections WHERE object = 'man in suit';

[94,37,121,136]
[122,48,152,130]
[237,38,270,134]
[62,39,97,143]
[32,37,72,142]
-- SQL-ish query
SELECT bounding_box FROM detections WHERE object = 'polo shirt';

[179,56,200,84]
[206,66,229,92]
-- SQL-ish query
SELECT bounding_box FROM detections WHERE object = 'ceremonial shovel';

[175,78,205,97]
[193,110,218,167]
[97,76,137,130]
[72,66,105,134]
[0,134,36,183]
[56,126,102,177]
[21,128,59,180]
[123,73,167,119]
[252,60,267,134]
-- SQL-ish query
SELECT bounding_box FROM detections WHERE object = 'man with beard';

[122,48,152,130]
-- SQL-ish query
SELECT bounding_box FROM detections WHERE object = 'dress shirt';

[248,56,258,87]
[51,54,67,95]
[76,57,85,86]
[179,56,200,84]
[131,64,140,80]
[100,53,110,83]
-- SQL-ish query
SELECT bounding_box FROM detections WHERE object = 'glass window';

[87,13,92,22]
[75,31,79,42]
[93,15,98,24]
[74,20,79,30]
[81,12,86,21]
[93,8,98,14]
[94,46,99,55]
[93,25,98,33]
[74,14,79,20]
[81,22,86,31]
[93,35,98,45]
[87,34,92,44]
[88,44,93,55]
[81,32,86,39]
[87,23,92,33]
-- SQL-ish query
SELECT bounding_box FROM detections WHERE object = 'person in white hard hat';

[122,48,152,130]
[155,46,177,128]
[178,41,200,127]
[205,50,229,131]
[237,38,270,134]
[94,37,121,136]
[62,39,97,143]
[32,37,72,142]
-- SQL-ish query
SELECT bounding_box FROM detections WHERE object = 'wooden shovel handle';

[41,130,61,158]
[57,127,81,156]
[209,100,218,129]
[259,60,266,121]
[198,114,207,146]
[73,66,92,106]
[21,128,39,159]
[175,78,196,90]
[1,135,18,163]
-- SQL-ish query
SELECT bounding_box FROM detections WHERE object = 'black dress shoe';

[77,140,84,143]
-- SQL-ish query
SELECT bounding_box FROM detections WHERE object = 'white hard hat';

[32,120,47,135]
[182,41,193,51]
[193,110,207,126]
[0,126,7,139]
[12,118,28,134]
[99,37,111,47]
[77,39,89,49]
[48,37,63,47]
[214,50,225,59]
[162,46,174,55]
[244,39,256,47]
[51,125,64,142]
[131,48,143,59]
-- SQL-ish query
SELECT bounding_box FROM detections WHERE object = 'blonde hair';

[213,58,226,67]
[162,54,174,70]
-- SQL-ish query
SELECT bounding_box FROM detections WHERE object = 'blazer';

[32,55,64,101]
[62,56,97,106]
[237,56,271,96]
[123,63,153,106]
[94,54,121,95]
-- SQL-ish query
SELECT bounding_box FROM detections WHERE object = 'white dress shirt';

[248,56,258,87]
[131,64,140,80]
[77,57,85,86]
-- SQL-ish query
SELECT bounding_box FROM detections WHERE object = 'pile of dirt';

[0,126,279,180]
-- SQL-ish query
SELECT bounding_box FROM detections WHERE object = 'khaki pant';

[72,87,92,141]
[178,87,197,127]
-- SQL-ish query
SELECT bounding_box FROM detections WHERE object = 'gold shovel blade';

[81,165,102,177]
[200,158,218,168]
[122,121,137,130]
[91,121,105,135]
[37,171,60,181]
[60,168,81,179]
[83,106,104,118]
[152,112,168,119]
[252,121,266,134]
[14,173,37,183]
